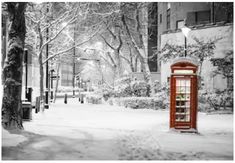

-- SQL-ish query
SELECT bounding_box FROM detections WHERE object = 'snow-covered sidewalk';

[2,98,233,160]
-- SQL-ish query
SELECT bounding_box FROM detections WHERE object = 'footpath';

[2,98,233,160]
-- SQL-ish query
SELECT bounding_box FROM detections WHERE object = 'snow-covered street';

[2,98,233,160]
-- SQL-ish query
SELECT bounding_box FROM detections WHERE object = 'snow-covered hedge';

[102,77,152,100]
[85,93,103,104]
[108,96,169,110]
[113,79,151,98]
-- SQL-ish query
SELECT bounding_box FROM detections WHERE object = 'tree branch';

[39,17,77,55]
[121,14,143,60]
[106,52,117,67]
[100,34,115,50]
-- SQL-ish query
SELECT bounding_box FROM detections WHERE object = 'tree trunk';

[37,22,45,111]
[114,50,122,78]
[141,57,151,84]
[2,2,27,130]
[39,52,44,111]
[128,46,135,72]
[121,4,151,84]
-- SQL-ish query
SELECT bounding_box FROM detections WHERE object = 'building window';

[176,20,184,29]
[160,14,162,23]
[167,9,170,29]
[187,10,210,26]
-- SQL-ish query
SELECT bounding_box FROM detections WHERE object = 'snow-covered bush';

[113,77,151,98]
[152,80,161,94]
[102,87,114,101]
[131,80,151,97]
[114,76,132,86]
[110,96,169,110]
[199,89,233,112]
[86,94,102,104]
[151,83,170,109]
[152,91,169,109]
[114,83,132,97]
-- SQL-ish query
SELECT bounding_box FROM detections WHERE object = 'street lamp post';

[45,2,49,109]
[181,21,191,57]
[50,69,54,102]
[73,24,76,98]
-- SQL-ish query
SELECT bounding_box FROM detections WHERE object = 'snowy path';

[2,99,233,160]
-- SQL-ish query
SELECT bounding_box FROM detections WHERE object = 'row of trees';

[1,2,153,129]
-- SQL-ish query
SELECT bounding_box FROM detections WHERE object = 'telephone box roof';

[171,57,199,67]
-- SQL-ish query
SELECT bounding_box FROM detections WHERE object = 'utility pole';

[45,2,49,109]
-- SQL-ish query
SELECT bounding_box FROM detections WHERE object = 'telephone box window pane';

[175,78,191,122]
[174,70,194,74]
[186,80,190,86]
[176,79,180,86]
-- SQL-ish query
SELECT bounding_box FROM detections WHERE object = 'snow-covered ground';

[2,98,233,160]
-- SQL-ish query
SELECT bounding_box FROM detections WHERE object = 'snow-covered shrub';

[110,96,169,110]
[85,92,103,104]
[131,80,151,97]
[152,80,161,94]
[114,83,133,97]
[199,89,233,112]
[151,83,170,109]
[152,91,169,109]
[114,76,132,86]
[102,87,114,101]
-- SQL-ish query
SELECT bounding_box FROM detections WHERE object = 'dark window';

[187,10,210,26]
[167,9,170,29]
[196,10,211,24]
[160,14,162,23]
[214,2,233,23]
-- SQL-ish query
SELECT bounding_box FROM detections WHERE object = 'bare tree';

[121,2,151,84]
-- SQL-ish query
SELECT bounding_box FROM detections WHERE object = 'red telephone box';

[170,58,198,132]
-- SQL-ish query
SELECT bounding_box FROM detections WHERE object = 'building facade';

[157,2,233,91]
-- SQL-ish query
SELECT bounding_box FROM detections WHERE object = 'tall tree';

[2,2,27,129]
[26,2,80,109]
[121,2,151,84]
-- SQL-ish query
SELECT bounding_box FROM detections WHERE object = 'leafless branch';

[100,34,115,50]
[42,28,99,64]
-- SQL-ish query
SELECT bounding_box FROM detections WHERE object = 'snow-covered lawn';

[2,98,233,160]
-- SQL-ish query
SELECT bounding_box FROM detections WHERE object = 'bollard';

[64,93,67,104]
[35,97,40,113]
[81,94,84,104]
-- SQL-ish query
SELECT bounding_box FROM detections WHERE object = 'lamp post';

[181,21,191,57]
[73,23,76,98]
[45,3,49,109]
[50,69,55,102]
[24,49,28,101]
